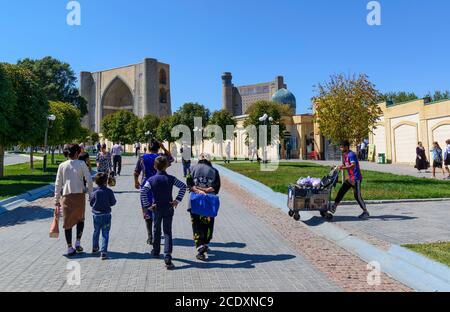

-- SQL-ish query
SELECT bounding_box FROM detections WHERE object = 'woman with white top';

[55,144,93,256]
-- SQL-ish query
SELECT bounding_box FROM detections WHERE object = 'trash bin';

[377,153,386,164]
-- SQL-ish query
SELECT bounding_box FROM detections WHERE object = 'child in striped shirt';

[140,156,187,269]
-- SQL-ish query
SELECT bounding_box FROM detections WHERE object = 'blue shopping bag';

[190,193,221,217]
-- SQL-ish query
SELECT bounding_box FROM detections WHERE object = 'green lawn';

[1,155,97,201]
[403,242,450,267]
[222,162,450,201]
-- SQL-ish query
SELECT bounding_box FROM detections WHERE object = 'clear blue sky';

[1,0,449,114]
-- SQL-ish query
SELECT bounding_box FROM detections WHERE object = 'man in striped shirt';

[140,156,187,269]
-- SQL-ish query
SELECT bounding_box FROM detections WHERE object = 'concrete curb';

[0,184,55,215]
[341,198,450,205]
[215,164,450,292]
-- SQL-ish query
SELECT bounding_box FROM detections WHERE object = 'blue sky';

[1,0,449,114]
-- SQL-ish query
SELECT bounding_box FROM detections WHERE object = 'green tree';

[174,103,210,145]
[156,115,179,145]
[381,91,418,104]
[17,56,88,116]
[208,109,237,141]
[0,64,17,178]
[48,101,82,146]
[426,90,450,102]
[90,132,100,144]
[137,114,160,143]
[243,100,290,147]
[101,110,139,145]
[3,64,49,169]
[312,73,382,146]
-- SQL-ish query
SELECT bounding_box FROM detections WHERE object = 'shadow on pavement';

[173,238,246,249]
[172,250,295,270]
[0,206,53,228]
[303,214,417,226]
[65,251,151,260]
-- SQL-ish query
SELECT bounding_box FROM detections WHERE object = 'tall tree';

[313,73,382,146]
[101,110,139,145]
[243,100,290,147]
[3,64,49,169]
[174,103,210,145]
[137,114,160,143]
[156,115,179,145]
[17,56,88,116]
[0,64,17,178]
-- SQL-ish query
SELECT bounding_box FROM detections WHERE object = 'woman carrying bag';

[187,153,221,261]
[54,144,93,256]
[96,143,115,187]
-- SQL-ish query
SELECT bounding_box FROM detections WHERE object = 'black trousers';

[64,221,85,246]
[190,213,215,249]
[334,180,367,211]
[113,155,122,175]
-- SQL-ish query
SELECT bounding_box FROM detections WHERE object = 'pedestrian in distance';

[431,142,446,179]
[415,142,429,173]
[90,172,117,260]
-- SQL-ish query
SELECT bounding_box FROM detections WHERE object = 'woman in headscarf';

[96,143,112,175]
[187,153,221,261]
[55,144,93,256]
[415,142,428,172]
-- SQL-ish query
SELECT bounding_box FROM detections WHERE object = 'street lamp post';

[258,114,273,164]
[43,114,56,172]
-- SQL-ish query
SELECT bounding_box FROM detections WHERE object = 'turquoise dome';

[272,88,296,111]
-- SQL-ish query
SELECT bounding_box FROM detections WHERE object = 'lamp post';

[193,127,202,159]
[258,114,273,164]
[43,114,56,172]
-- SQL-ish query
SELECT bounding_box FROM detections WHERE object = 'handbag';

[49,207,60,238]
[190,193,220,218]
[108,172,116,187]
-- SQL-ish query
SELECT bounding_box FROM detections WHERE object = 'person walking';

[171,144,178,163]
[140,156,187,269]
[225,142,231,164]
[135,140,173,246]
[444,139,450,179]
[78,143,91,172]
[111,142,123,176]
[54,144,93,256]
[328,140,369,220]
[431,142,446,179]
[96,144,113,175]
[415,142,428,173]
[285,141,292,160]
[188,154,221,261]
[96,142,101,154]
[90,172,117,260]
[180,144,192,177]
[134,142,141,158]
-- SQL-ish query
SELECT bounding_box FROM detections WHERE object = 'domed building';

[272,88,297,113]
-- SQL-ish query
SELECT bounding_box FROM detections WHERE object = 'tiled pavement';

[0,160,342,292]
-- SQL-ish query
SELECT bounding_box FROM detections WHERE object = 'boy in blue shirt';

[329,140,369,220]
[141,156,187,270]
[90,173,117,260]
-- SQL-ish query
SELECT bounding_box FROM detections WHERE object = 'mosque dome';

[272,88,296,112]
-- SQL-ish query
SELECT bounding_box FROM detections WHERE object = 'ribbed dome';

[272,88,296,111]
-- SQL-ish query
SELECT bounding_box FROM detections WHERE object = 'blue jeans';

[93,214,112,253]
[153,210,174,257]
[182,161,191,177]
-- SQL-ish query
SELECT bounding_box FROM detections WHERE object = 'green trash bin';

[377,153,386,164]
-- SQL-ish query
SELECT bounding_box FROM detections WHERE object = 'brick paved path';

[0,160,342,292]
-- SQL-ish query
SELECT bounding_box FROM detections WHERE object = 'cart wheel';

[293,213,301,221]
[288,210,295,217]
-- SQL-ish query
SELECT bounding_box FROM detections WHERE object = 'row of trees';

[0,57,91,177]
[101,101,291,149]
[381,90,450,104]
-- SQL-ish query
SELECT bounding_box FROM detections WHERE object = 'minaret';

[222,72,234,115]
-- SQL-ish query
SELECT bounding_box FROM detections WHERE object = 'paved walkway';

[4,153,43,166]
[0,159,342,292]
[330,201,450,246]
